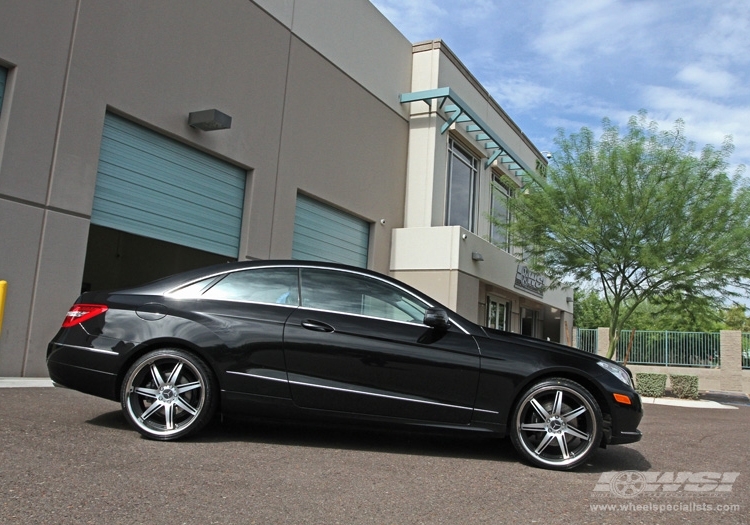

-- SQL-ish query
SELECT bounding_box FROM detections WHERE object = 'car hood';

[480,326,605,361]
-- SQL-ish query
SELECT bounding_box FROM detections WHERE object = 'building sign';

[514,264,545,297]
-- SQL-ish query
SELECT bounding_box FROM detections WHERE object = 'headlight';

[598,361,633,387]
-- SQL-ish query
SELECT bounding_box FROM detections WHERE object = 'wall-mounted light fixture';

[471,251,484,261]
[566,296,574,304]
[188,109,232,131]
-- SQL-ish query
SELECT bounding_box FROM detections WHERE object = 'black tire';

[510,378,602,470]
[120,348,217,440]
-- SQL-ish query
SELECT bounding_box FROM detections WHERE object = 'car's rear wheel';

[510,378,602,470]
[120,348,217,440]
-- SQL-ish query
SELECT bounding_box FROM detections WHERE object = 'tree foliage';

[505,112,750,358]
[574,288,728,333]
[723,304,750,332]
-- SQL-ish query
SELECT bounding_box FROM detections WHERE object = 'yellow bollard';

[0,280,6,336]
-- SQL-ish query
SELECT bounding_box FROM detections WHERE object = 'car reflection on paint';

[47,260,642,470]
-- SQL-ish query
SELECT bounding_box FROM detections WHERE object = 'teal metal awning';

[400,87,544,187]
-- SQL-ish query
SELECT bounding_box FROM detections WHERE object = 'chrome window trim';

[297,266,471,335]
[295,305,470,334]
[164,264,470,334]
[164,264,287,296]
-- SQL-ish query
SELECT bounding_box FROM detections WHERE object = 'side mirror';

[423,307,451,331]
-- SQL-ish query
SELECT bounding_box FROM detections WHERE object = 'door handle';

[301,320,335,333]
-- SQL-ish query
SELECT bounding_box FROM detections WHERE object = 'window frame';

[446,138,479,233]
[299,268,430,325]
[490,173,513,253]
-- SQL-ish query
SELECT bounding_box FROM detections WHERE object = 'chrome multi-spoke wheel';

[510,378,602,470]
[121,349,216,440]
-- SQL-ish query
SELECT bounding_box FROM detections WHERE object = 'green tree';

[504,112,750,358]
[624,297,724,332]
[573,288,611,329]
[723,304,750,331]
[574,289,724,332]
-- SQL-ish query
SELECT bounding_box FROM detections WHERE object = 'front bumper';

[601,390,643,446]
[609,429,643,445]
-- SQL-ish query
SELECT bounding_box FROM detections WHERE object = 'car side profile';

[47,260,642,470]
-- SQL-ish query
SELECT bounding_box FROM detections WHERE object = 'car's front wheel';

[120,348,217,440]
[510,378,602,470]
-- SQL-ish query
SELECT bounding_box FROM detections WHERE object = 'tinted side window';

[202,268,299,305]
[300,269,428,323]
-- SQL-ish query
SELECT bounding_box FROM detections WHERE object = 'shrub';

[635,373,667,397]
[670,374,699,400]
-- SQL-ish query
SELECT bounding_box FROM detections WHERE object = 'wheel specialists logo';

[593,471,740,499]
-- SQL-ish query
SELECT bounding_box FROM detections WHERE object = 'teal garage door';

[292,194,370,268]
[92,114,246,258]
[0,67,7,115]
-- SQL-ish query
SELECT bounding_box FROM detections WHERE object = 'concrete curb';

[0,377,54,388]
[640,396,738,409]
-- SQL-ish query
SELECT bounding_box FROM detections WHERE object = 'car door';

[171,267,300,399]
[282,268,480,424]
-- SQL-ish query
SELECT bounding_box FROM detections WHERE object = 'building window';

[490,174,512,252]
[446,139,478,232]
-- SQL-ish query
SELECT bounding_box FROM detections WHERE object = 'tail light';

[62,304,108,328]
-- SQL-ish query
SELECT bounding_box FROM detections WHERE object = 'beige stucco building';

[0,0,572,377]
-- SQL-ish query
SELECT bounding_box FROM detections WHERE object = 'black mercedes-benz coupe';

[47,260,642,469]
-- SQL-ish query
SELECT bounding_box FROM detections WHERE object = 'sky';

[370,0,750,173]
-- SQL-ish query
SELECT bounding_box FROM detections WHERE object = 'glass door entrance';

[486,295,510,331]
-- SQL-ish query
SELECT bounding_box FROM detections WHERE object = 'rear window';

[201,268,299,305]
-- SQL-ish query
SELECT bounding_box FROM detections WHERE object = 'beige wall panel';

[24,211,90,376]
[402,115,435,227]
[272,38,408,274]
[252,0,295,28]
[0,1,78,203]
[47,0,293,260]
[455,271,480,323]
[393,268,478,321]
[391,227,458,269]
[290,0,413,118]
[409,46,440,93]
[391,269,454,309]
[0,201,44,375]
[402,114,449,228]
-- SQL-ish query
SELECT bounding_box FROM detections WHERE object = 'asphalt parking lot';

[0,386,747,525]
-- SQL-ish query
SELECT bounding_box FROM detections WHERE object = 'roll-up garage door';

[292,194,370,268]
[0,67,7,114]
[91,113,246,258]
